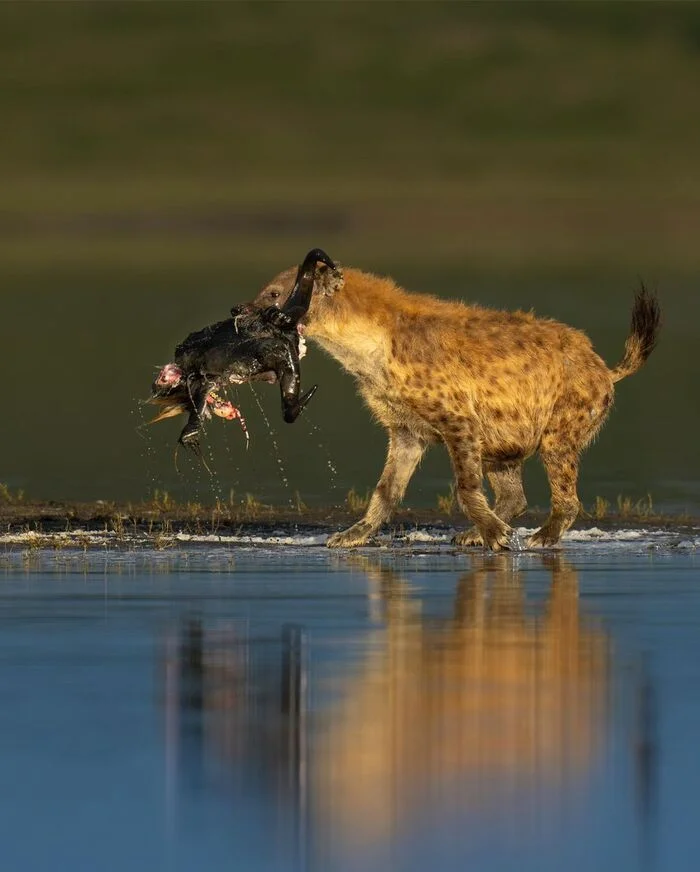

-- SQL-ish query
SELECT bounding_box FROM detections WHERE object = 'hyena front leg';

[327,427,427,548]
[446,430,516,551]
[460,460,527,547]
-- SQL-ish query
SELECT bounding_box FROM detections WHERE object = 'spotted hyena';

[252,251,660,550]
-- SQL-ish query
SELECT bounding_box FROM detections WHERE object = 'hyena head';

[252,248,343,321]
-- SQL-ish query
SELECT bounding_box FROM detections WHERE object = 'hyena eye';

[269,290,280,300]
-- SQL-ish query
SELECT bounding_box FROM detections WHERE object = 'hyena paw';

[451,527,484,547]
[527,527,562,549]
[326,522,377,548]
[490,526,523,552]
[454,522,520,552]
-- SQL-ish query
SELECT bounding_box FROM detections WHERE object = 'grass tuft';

[589,492,657,521]
[0,483,24,504]
[293,491,308,515]
[617,492,654,519]
[436,485,457,516]
[346,488,370,513]
[152,489,173,512]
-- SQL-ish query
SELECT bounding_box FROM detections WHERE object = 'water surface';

[0,534,698,871]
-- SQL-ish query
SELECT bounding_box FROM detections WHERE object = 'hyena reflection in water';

[253,254,661,550]
[161,556,612,858]
[311,555,611,853]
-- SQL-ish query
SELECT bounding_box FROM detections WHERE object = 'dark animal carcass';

[150,249,335,453]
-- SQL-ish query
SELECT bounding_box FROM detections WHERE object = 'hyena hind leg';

[459,460,527,547]
[447,432,515,551]
[528,441,581,548]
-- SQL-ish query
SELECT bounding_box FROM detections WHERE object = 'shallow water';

[0,533,698,872]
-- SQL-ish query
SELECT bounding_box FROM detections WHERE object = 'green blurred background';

[1,1,698,512]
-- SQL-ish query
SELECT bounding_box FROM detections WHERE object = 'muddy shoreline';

[1,499,698,539]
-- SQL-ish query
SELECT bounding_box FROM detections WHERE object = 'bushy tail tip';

[611,284,661,383]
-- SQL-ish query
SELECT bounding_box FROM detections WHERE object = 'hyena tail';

[611,285,661,383]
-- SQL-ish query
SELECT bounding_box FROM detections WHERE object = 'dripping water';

[133,399,162,499]
[203,436,224,506]
[175,414,227,514]
[221,385,245,508]
[247,383,293,506]
[301,409,340,496]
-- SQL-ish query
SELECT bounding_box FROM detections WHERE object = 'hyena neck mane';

[306,267,461,380]
[305,268,397,380]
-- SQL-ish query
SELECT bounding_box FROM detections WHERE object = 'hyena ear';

[315,261,344,296]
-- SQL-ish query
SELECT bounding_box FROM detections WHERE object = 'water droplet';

[304,412,339,492]
[248,384,294,505]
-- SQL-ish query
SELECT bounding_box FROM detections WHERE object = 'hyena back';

[253,260,660,549]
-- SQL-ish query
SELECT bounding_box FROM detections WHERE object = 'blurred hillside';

[3,1,700,276]
[1,2,698,508]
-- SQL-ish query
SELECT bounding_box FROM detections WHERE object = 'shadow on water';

[161,554,659,871]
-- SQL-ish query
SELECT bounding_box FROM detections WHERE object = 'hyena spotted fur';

[253,254,660,550]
